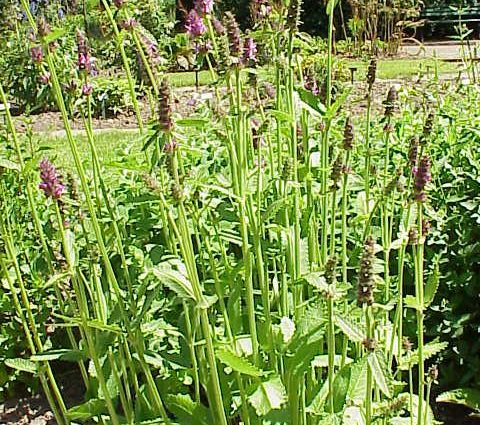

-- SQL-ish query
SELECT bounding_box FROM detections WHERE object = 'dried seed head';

[428,365,439,382]
[408,228,418,245]
[171,182,183,203]
[225,12,242,58]
[142,173,161,193]
[408,136,419,167]
[362,337,377,352]
[282,157,293,180]
[286,0,302,31]
[402,336,413,352]
[422,218,431,238]
[159,79,173,132]
[421,112,434,145]
[367,58,377,89]
[384,86,398,117]
[37,16,51,37]
[343,117,354,150]
[330,155,343,190]
[325,255,337,287]
[357,236,376,307]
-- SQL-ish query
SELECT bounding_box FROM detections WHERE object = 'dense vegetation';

[1,0,480,424]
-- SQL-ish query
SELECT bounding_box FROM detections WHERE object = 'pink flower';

[194,0,214,14]
[242,38,257,63]
[185,10,206,37]
[82,82,93,96]
[30,46,43,63]
[39,158,64,199]
[40,72,51,84]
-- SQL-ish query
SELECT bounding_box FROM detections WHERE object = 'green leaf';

[400,339,448,370]
[297,88,326,116]
[302,272,328,292]
[347,357,368,404]
[167,393,211,425]
[311,355,353,368]
[0,159,20,172]
[335,314,365,343]
[152,267,195,300]
[67,399,109,420]
[249,376,287,417]
[436,388,480,411]
[331,364,351,412]
[305,379,329,415]
[424,259,440,307]
[404,295,421,311]
[31,349,86,362]
[4,358,37,374]
[176,118,209,128]
[343,406,365,425]
[367,351,392,398]
[216,348,263,377]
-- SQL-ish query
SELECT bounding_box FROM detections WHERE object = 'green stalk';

[327,294,336,415]
[415,204,425,425]
[100,0,144,133]
[365,306,373,425]
[364,92,373,212]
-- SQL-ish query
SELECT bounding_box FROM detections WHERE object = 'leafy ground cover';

[2,1,480,425]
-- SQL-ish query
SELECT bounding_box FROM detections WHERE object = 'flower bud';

[159,79,173,132]
[343,117,354,150]
[384,86,398,117]
[225,12,241,57]
[357,236,375,307]
[413,155,431,202]
[286,0,302,31]
[367,58,377,89]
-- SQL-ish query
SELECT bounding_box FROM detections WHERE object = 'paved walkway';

[400,41,480,59]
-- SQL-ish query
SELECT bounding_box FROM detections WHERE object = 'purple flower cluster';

[212,17,225,35]
[225,12,241,57]
[39,158,64,200]
[194,0,214,14]
[40,71,51,84]
[120,17,137,31]
[82,82,93,96]
[242,38,257,63]
[185,10,206,37]
[76,29,96,75]
[413,155,431,202]
[30,45,43,64]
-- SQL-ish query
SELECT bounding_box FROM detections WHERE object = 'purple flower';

[185,10,206,37]
[114,0,124,8]
[194,40,212,55]
[413,155,431,202]
[120,18,137,31]
[194,0,214,14]
[40,71,51,84]
[30,46,43,63]
[82,82,93,96]
[39,158,64,199]
[242,38,257,63]
[225,12,241,57]
[212,17,225,35]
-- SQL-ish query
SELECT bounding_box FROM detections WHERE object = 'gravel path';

[400,41,480,59]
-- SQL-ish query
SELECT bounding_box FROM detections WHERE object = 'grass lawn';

[38,129,140,169]
[167,58,460,88]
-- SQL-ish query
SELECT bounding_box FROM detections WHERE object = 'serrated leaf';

[367,351,392,398]
[404,295,421,311]
[400,340,448,370]
[303,272,328,292]
[67,399,108,420]
[331,364,351,412]
[0,159,20,171]
[31,349,86,362]
[4,358,37,374]
[306,379,329,415]
[335,314,365,342]
[343,406,365,425]
[424,259,440,307]
[167,393,211,425]
[436,388,480,411]
[152,267,195,300]
[249,376,287,417]
[312,355,353,368]
[348,357,368,403]
[216,348,262,377]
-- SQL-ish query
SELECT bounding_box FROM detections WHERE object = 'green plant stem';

[327,294,335,415]
[365,306,373,425]
[415,204,425,425]
[364,92,373,212]
[100,0,144,133]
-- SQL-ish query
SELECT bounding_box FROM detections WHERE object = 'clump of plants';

[3,0,479,424]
